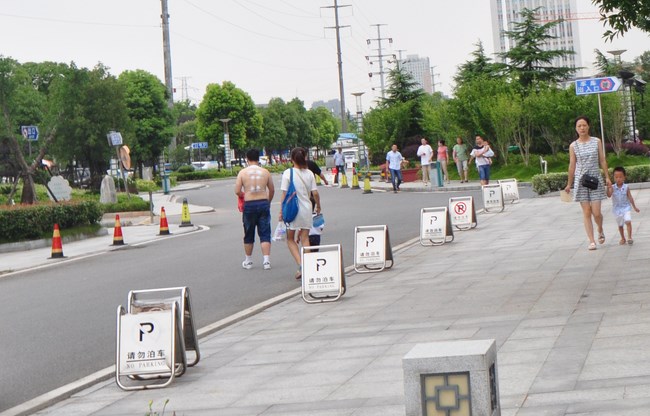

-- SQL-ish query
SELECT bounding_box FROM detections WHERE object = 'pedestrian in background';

[332,147,345,184]
[606,166,639,245]
[386,144,405,193]
[417,138,433,186]
[564,115,611,251]
[453,137,469,183]
[468,135,493,185]
[235,149,275,270]
[437,139,450,183]
[306,158,329,186]
[280,147,321,279]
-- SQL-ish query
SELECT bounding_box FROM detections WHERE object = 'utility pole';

[175,76,190,101]
[366,24,392,99]
[323,0,350,133]
[160,0,173,109]
[430,66,440,93]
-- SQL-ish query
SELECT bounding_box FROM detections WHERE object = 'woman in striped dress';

[564,116,612,251]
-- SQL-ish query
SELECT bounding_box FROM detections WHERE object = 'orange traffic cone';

[50,223,65,258]
[159,206,171,235]
[112,214,125,246]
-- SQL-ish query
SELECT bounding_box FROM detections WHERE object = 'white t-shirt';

[281,167,317,230]
[417,144,433,165]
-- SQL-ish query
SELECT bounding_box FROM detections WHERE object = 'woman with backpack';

[279,147,321,279]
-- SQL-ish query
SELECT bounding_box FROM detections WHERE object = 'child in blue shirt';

[606,166,640,245]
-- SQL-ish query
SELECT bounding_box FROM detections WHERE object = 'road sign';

[354,225,394,273]
[107,131,123,146]
[191,142,208,149]
[21,125,39,141]
[575,77,622,96]
[420,207,454,246]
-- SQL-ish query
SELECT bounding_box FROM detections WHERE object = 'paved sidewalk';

[15,187,649,416]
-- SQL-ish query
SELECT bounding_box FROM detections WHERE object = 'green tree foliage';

[196,81,262,158]
[118,70,174,173]
[382,66,425,106]
[420,93,463,141]
[0,57,49,203]
[308,106,339,150]
[50,63,129,187]
[593,0,650,40]
[454,40,502,87]
[499,8,577,91]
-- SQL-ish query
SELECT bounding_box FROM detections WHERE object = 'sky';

[0,0,648,112]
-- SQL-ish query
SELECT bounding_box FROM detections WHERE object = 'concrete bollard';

[403,339,500,416]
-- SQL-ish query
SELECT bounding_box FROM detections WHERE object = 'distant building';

[490,0,582,74]
[311,99,341,118]
[401,54,433,94]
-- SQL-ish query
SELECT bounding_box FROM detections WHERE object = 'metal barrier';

[301,244,346,304]
[420,207,454,246]
[116,301,186,390]
[127,287,200,367]
[354,225,394,273]
[498,178,520,204]
[482,184,505,213]
[115,286,200,391]
[449,196,477,230]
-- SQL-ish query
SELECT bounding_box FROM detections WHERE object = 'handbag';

[237,192,245,212]
[281,168,299,223]
[581,173,599,190]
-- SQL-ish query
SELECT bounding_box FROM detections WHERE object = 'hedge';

[532,164,650,195]
[0,200,103,243]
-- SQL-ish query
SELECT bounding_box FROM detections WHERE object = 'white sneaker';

[242,260,253,270]
[263,261,271,270]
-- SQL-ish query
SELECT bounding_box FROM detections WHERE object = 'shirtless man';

[235,149,275,270]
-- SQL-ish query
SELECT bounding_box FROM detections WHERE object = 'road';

[0,177,535,411]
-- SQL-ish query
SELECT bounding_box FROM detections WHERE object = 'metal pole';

[376,25,385,99]
[160,0,173,109]
[597,94,606,155]
[333,0,347,132]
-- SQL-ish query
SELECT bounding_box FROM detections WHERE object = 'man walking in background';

[386,144,405,193]
[417,138,433,186]
[333,147,345,184]
[235,149,275,270]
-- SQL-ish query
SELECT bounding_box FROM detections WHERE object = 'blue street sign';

[191,142,208,149]
[575,77,622,96]
[21,125,39,141]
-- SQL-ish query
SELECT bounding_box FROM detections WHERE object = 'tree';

[499,8,577,91]
[420,93,463,141]
[454,40,502,87]
[49,63,129,188]
[382,66,425,107]
[118,70,174,174]
[308,106,339,151]
[196,81,262,159]
[0,57,44,203]
[593,0,650,40]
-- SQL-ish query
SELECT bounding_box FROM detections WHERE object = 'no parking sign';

[449,196,477,230]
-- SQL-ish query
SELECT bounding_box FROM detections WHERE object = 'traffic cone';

[332,167,338,184]
[315,173,322,186]
[159,206,171,235]
[351,167,360,189]
[179,198,193,227]
[363,173,373,194]
[50,223,65,258]
[340,171,349,188]
[112,214,125,246]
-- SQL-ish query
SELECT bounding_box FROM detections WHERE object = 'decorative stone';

[47,176,72,201]
[403,339,500,416]
[100,175,117,204]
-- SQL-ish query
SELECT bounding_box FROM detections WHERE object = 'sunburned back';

[241,165,270,201]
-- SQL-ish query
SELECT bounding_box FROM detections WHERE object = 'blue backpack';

[282,168,299,223]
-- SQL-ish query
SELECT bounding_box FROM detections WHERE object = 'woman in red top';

[437,140,450,183]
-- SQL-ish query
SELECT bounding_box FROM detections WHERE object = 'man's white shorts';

[615,210,632,227]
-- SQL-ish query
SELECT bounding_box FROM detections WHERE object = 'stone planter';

[401,168,420,182]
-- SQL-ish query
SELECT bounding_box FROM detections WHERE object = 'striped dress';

[572,137,606,202]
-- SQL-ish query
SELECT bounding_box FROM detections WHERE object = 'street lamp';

[219,118,231,170]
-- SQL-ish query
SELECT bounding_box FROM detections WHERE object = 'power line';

[237,0,322,19]
[0,12,158,28]
[231,0,323,39]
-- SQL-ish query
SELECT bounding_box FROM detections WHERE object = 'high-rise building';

[490,0,582,73]
[311,99,341,118]
[401,54,434,94]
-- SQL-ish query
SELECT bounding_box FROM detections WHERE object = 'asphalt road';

[0,177,535,412]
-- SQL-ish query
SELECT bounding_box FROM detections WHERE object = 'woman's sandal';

[295,269,302,280]
[619,239,627,245]
[628,239,634,245]
[598,233,605,244]
[588,242,597,251]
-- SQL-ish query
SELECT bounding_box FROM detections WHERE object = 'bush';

[176,165,195,173]
[102,194,150,213]
[0,200,103,243]
[623,142,650,156]
[532,164,650,195]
